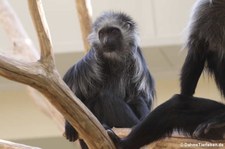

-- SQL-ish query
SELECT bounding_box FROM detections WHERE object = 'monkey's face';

[89,12,139,57]
[98,26,123,52]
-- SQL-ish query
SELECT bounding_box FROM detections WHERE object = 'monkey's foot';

[193,120,225,140]
[193,122,216,138]
[107,129,124,149]
[65,121,79,142]
[65,129,79,142]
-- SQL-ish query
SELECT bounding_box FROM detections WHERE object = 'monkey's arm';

[63,65,81,142]
[128,94,151,120]
[63,57,101,142]
[129,72,155,120]
[108,94,225,149]
[129,47,155,119]
[98,89,140,128]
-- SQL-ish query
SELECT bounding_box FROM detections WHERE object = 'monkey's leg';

[193,112,225,140]
[108,94,187,149]
[180,50,206,96]
[129,97,150,120]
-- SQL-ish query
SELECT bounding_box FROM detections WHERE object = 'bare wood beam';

[75,0,92,52]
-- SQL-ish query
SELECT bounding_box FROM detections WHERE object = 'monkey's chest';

[102,75,127,96]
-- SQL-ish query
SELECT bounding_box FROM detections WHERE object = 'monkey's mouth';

[102,44,118,52]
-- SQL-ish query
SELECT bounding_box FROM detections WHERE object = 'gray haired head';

[88,11,140,58]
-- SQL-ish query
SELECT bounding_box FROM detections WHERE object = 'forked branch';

[0,0,115,148]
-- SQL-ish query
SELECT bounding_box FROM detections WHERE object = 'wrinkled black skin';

[108,1,225,148]
[108,94,225,149]
[180,0,225,137]
[63,12,155,149]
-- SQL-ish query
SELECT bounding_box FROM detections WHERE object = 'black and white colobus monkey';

[63,12,155,149]
[107,0,225,148]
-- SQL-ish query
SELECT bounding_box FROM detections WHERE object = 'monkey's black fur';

[108,94,225,149]
[63,12,155,149]
[181,0,225,97]
[180,0,225,137]
[107,0,225,148]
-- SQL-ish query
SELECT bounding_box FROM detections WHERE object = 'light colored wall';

[0,0,195,53]
[155,77,224,107]
[0,87,60,140]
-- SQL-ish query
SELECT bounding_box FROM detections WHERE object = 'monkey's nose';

[99,27,121,37]
[102,36,108,45]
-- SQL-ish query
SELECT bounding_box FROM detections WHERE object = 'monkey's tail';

[180,37,206,97]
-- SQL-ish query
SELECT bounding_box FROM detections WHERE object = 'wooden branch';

[28,0,54,63]
[75,0,92,52]
[0,139,41,149]
[27,88,65,132]
[1,62,115,149]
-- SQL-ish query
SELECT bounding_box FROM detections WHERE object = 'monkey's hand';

[65,120,79,142]
[193,116,225,140]
[107,129,124,149]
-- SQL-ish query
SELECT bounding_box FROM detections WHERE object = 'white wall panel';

[92,0,156,47]
[153,0,195,38]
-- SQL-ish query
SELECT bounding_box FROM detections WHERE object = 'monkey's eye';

[124,21,132,29]
[98,30,104,38]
